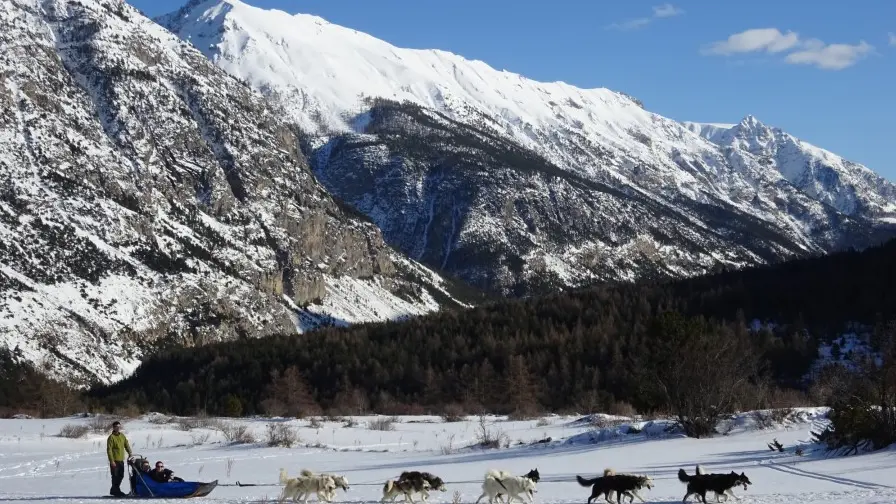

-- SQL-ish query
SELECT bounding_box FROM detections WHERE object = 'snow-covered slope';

[159,0,896,295]
[0,0,469,385]
[685,117,896,219]
[4,410,896,504]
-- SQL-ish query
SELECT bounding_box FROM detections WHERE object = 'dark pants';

[110,461,125,496]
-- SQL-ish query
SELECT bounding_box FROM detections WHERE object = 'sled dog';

[381,478,431,503]
[475,469,537,504]
[279,469,337,503]
[678,465,752,503]
[576,468,654,504]
[397,471,447,501]
[293,470,350,501]
[495,469,540,502]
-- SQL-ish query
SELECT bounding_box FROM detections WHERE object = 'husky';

[576,469,654,504]
[495,469,540,502]
[678,465,752,503]
[279,469,337,503]
[522,469,540,483]
[381,478,431,503]
[475,469,537,504]
[296,470,350,501]
[397,471,447,501]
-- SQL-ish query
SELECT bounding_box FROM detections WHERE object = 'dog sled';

[117,455,218,498]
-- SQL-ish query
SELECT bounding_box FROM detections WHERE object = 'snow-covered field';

[2,410,895,504]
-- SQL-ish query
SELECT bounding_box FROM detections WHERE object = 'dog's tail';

[279,468,288,485]
[695,464,705,475]
[383,480,394,494]
[603,468,615,477]
[300,469,315,478]
[677,468,693,483]
[485,469,507,480]
[576,475,601,487]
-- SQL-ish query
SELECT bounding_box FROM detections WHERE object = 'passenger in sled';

[126,454,218,498]
[144,460,185,483]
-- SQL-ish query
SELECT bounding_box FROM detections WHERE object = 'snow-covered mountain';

[683,117,896,219]
[0,0,472,385]
[158,0,896,295]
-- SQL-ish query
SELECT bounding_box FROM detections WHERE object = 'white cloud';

[786,40,873,70]
[702,28,800,55]
[889,32,896,46]
[703,28,874,70]
[607,4,683,31]
[653,4,684,18]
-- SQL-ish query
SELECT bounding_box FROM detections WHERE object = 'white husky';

[294,470,350,501]
[279,469,337,503]
[475,470,537,504]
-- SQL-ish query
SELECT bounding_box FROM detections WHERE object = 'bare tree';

[636,312,761,438]
[824,321,896,452]
[504,354,539,418]
[261,366,320,418]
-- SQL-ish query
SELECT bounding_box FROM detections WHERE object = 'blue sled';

[125,457,217,498]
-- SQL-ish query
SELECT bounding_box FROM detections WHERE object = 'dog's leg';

[587,487,598,504]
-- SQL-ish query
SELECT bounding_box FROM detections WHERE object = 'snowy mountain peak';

[695,118,896,218]
[158,0,637,140]
[157,0,896,295]
[736,114,769,134]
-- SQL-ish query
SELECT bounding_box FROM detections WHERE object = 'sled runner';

[119,455,217,498]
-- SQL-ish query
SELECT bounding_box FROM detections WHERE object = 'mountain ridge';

[158,0,896,295]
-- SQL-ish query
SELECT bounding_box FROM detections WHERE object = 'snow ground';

[1,409,895,504]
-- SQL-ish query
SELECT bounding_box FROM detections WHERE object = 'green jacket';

[106,432,132,463]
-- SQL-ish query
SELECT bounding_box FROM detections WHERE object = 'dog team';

[278,464,751,504]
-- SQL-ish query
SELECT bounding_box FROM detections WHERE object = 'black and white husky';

[475,469,538,504]
[381,478,430,503]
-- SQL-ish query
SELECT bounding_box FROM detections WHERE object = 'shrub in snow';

[265,423,299,447]
[218,422,256,444]
[88,415,122,434]
[58,424,89,438]
[440,403,466,423]
[367,416,397,431]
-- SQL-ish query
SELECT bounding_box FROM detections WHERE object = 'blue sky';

[132,0,895,180]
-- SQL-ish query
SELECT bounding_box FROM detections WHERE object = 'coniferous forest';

[84,238,896,423]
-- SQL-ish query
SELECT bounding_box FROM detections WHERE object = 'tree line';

[5,237,896,440]
[84,238,896,426]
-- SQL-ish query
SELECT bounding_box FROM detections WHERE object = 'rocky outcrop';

[0,0,466,384]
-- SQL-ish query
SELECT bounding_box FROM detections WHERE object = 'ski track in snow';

[1,409,895,504]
